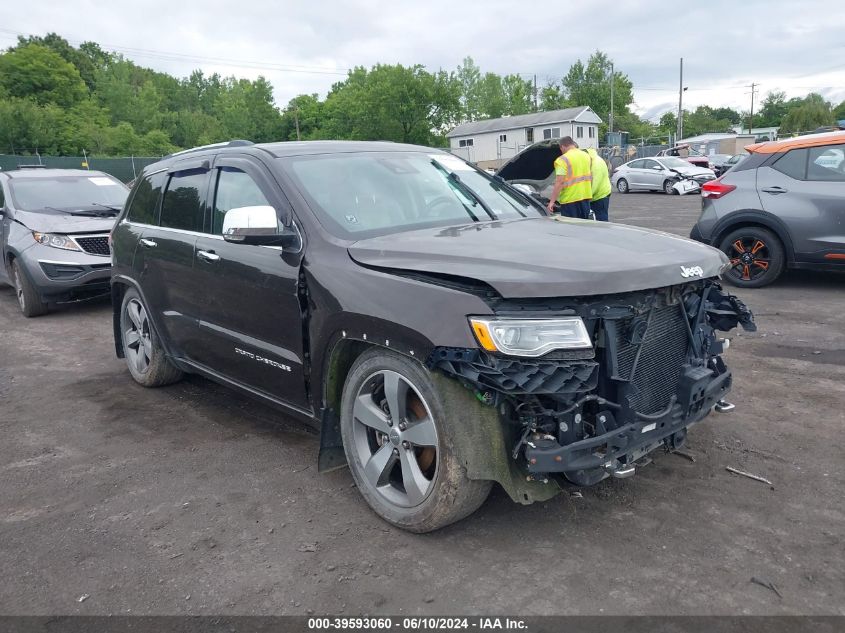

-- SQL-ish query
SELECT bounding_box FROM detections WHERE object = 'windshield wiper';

[90,202,121,213]
[430,160,495,221]
[490,176,532,217]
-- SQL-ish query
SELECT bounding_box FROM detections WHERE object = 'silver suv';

[0,168,129,316]
[691,131,845,288]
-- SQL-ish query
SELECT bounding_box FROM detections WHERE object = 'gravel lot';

[1,192,843,616]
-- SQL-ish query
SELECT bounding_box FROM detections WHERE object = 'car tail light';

[701,178,736,199]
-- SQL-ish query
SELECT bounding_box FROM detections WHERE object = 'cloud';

[2,0,844,112]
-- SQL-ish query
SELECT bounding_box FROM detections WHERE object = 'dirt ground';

[1,192,843,616]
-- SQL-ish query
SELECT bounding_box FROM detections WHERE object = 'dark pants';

[556,199,591,219]
[590,195,610,222]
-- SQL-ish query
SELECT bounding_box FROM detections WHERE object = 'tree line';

[1,33,843,157]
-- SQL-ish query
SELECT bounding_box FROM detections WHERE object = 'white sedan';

[612,156,717,195]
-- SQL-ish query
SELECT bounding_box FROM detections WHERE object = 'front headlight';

[469,317,592,357]
[32,232,81,252]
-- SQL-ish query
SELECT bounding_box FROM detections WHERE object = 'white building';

[447,107,602,169]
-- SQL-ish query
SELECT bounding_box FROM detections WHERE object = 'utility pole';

[609,62,614,134]
[676,57,684,143]
[533,74,538,111]
[294,104,301,141]
[747,83,758,135]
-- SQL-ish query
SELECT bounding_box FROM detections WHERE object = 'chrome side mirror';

[222,205,299,248]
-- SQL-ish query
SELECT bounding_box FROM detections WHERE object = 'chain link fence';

[0,155,163,183]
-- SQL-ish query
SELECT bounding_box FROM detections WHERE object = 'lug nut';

[387,419,393,427]
[398,421,407,431]
[392,448,399,456]
[402,440,411,449]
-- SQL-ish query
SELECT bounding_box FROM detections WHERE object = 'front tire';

[12,259,48,317]
[718,226,785,288]
[120,287,183,387]
[616,178,629,193]
[663,179,678,195]
[340,348,492,533]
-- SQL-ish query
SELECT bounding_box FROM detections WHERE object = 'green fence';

[0,155,163,183]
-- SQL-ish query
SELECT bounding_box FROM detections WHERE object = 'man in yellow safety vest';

[586,147,611,221]
[546,136,592,219]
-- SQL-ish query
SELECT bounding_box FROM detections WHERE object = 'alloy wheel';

[351,370,439,508]
[728,236,771,283]
[124,298,153,374]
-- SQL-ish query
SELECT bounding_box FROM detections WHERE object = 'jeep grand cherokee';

[111,140,755,532]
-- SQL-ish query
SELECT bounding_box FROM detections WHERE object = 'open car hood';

[495,140,560,182]
[348,217,727,298]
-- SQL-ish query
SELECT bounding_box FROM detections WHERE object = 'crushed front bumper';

[525,367,731,475]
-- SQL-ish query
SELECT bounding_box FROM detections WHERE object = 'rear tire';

[616,178,629,194]
[340,348,492,533]
[718,226,785,288]
[12,259,48,317]
[120,287,183,387]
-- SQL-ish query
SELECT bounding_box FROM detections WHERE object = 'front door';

[190,156,309,410]
[757,143,845,259]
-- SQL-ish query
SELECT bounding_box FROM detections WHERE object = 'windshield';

[9,174,129,212]
[283,151,541,239]
[659,157,695,169]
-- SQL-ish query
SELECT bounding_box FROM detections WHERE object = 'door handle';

[197,249,220,262]
[761,186,788,194]
[139,238,157,248]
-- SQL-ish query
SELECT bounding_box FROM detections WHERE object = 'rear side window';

[808,144,845,182]
[160,170,207,232]
[628,159,645,169]
[211,168,270,235]
[126,171,166,224]
[773,149,808,180]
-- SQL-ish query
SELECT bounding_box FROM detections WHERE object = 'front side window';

[284,151,540,239]
[808,144,845,181]
[212,168,271,234]
[643,159,660,170]
[773,149,808,180]
[8,174,128,212]
[159,170,207,232]
[126,171,166,225]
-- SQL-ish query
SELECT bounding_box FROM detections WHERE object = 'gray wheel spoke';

[132,347,147,373]
[402,417,438,447]
[399,449,430,506]
[141,336,153,359]
[127,302,143,329]
[383,371,408,421]
[124,330,141,348]
[353,394,391,434]
[363,444,396,488]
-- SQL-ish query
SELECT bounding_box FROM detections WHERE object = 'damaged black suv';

[111,140,755,532]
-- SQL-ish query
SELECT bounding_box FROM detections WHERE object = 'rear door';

[625,159,647,189]
[757,144,845,260]
[133,159,211,358]
[190,155,309,410]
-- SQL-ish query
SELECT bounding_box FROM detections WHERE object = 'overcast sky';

[3,0,845,122]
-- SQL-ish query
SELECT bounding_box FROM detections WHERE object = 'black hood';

[496,140,561,181]
[348,217,727,299]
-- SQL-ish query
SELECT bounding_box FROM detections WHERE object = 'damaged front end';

[427,280,755,494]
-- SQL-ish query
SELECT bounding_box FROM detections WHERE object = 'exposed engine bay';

[427,279,756,487]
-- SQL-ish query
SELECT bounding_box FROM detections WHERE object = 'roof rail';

[17,164,48,169]
[164,139,254,160]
